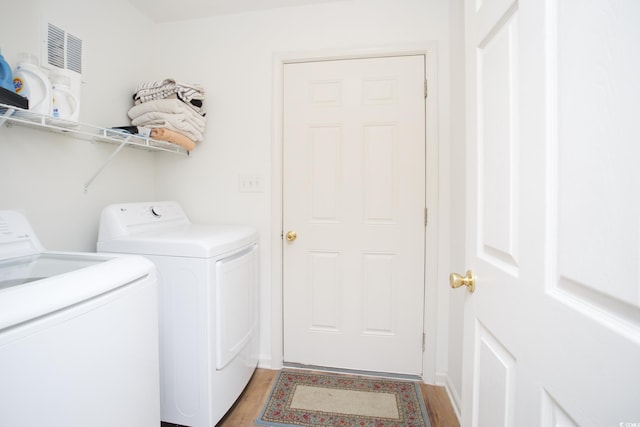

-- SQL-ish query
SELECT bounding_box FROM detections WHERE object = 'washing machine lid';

[97,224,258,258]
[0,251,154,330]
[0,253,105,289]
[0,210,155,330]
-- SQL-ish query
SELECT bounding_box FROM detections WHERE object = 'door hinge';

[424,80,428,98]
[424,208,428,226]
[422,333,426,352]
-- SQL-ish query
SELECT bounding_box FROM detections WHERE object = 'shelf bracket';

[0,107,16,127]
[83,139,129,193]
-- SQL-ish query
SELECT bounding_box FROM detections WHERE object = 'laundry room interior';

[2,0,470,424]
[3,0,640,425]
[0,0,464,385]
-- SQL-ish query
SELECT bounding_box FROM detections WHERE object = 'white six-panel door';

[283,56,426,375]
[461,0,640,425]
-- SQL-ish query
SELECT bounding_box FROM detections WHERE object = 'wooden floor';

[216,368,460,427]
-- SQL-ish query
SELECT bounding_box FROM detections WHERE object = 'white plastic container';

[51,70,79,121]
[12,53,51,115]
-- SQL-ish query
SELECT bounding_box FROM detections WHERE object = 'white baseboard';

[441,374,462,422]
[258,355,274,369]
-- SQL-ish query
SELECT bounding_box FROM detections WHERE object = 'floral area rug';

[256,369,430,427]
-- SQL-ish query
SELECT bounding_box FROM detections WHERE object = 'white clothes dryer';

[0,210,160,427]
[97,201,259,427]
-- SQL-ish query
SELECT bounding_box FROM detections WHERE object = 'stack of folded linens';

[128,79,206,151]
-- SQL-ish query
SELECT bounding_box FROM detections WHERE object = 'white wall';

[148,0,452,375]
[0,0,161,250]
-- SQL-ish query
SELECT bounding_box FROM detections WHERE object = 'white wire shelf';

[0,102,190,156]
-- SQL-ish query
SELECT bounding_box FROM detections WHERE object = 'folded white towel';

[130,109,205,132]
[128,99,205,123]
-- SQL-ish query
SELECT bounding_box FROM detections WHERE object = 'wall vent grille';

[46,22,82,74]
[66,33,82,74]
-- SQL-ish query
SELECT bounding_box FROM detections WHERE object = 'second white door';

[283,55,426,375]
[460,0,640,425]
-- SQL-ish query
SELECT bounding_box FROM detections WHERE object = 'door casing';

[270,43,442,383]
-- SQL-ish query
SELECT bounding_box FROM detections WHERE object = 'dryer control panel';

[98,201,190,240]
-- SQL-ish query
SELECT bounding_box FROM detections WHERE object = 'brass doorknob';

[449,270,475,293]
[285,231,297,241]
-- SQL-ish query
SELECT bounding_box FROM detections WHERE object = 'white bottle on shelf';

[51,70,79,121]
[12,53,51,115]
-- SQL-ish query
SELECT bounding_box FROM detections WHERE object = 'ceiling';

[128,0,351,23]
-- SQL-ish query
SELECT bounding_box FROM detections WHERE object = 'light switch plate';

[238,174,263,193]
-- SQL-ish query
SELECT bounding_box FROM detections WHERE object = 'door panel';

[478,8,519,274]
[475,324,516,427]
[283,56,426,375]
[554,0,640,317]
[542,0,640,422]
[462,0,640,425]
[466,5,521,425]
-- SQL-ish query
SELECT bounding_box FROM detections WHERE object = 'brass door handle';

[285,231,297,241]
[449,270,475,293]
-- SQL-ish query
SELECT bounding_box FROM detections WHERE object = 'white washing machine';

[0,210,160,427]
[97,201,260,427]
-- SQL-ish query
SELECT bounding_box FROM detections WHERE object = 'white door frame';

[270,43,441,383]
